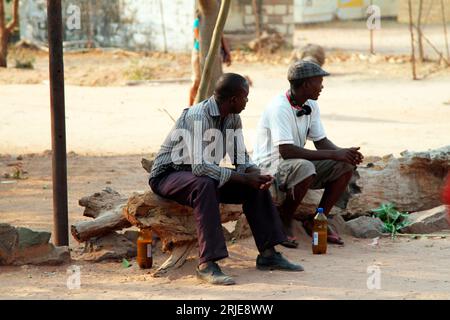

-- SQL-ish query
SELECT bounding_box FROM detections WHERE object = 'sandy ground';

[1,20,450,299]
[1,60,449,157]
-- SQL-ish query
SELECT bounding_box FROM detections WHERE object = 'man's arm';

[314,137,340,150]
[314,137,364,164]
[186,114,272,189]
[233,116,258,174]
[279,140,363,165]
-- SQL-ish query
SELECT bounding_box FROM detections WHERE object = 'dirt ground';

[1,21,450,299]
[1,153,450,300]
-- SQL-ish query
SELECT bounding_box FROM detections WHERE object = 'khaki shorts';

[259,159,355,205]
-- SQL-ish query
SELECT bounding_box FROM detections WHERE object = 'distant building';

[19,0,404,52]
[293,0,398,24]
[398,0,450,24]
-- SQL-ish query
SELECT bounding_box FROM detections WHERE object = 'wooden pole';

[408,0,418,80]
[47,0,69,246]
[417,0,424,62]
[441,0,450,60]
[195,0,231,103]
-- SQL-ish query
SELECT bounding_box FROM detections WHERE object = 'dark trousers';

[150,171,287,264]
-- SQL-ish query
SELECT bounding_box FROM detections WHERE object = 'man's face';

[230,84,249,114]
[304,76,324,100]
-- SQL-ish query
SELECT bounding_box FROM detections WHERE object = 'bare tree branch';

[6,0,20,33]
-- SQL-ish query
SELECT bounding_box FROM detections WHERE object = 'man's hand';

[244,172,274,190]
[221,36,232,67]
[245,166,261,174]
[223,52,232,67]
[333,147,364,165]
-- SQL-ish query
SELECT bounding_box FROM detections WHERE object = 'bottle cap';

[317,208,324,214]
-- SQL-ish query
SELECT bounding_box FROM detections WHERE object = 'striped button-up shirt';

[149,96,256,187]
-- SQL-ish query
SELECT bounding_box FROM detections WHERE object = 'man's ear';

[303,80,310,88]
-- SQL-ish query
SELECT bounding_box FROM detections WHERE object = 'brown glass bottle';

[137,228,153,269]
[312,208,327,255]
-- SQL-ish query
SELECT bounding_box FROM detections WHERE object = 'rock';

[0,224,70,266]
[13,244,71,266]
[79,232,137,262]
[343,146,450,219]
[346,216,385,238]
[401,206,450,234]
[328,215,351,236]
[0,224,19,264]
[17,228,51,249]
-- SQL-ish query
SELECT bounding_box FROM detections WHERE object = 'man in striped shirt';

[150,73,303,285]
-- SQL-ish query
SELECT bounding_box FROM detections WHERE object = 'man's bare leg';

[313,170,353,244]
[318,170,353,216]
[278,175,315,242]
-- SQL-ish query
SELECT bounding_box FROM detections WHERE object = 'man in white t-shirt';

[253,61,364,247]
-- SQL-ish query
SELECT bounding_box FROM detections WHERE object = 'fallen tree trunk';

[72,187,131,242]
[78,187,128,218]
[71,208,131,242]
[297,146,450,219]
[123,191,242,252]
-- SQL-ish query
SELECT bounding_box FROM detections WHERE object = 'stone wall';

[398,0,450,24]
[225,0,294,37]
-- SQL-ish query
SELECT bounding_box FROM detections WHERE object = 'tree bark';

[195,0,225,102]
[0,0,19,68]
[0,0,7,67]
[72,188,131,242]
[123,191,242,252]
[71,208,131,242]
[78,187,128,219]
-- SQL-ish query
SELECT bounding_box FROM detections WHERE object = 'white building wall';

[293,0,398,24]
[19,0,195,52]
[122,0,195,52]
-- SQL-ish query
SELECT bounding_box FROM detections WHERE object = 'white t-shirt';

[252,92,326,168]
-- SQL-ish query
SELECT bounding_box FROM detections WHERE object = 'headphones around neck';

[296,104,312,117]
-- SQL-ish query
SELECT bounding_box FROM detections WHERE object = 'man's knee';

[195,176,219,191]
[335,161,356,178]
[301,160,316,174]
[289,160,316,184]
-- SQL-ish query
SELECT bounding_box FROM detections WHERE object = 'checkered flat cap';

[287,60,330,81]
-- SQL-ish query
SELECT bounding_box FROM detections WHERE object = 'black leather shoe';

[196,262,236,285]
[256,252,304,272]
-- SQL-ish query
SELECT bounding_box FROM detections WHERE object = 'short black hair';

[214,73,248,102]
